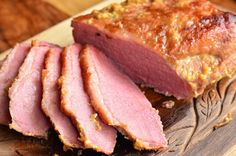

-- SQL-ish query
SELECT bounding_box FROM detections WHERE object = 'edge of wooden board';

[0,0,124,60]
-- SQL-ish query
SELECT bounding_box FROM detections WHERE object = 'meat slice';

[41,48,82,148]
[8,42,54,138]
[80,45,167,150]
[0,43,31,125]
[72,0,236,99]
[59,44,116,154]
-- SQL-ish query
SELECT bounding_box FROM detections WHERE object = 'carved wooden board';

[0,0,236,155]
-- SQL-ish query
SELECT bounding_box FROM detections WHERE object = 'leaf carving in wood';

[153,101,196,156]
[185,75,236,155]
[219,76,236,115]
[185,75,236,156]
[191,83,221,142]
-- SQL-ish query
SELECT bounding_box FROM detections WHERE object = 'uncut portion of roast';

[72,0,236,99]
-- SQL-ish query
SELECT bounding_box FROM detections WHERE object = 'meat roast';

[72,0,236,99]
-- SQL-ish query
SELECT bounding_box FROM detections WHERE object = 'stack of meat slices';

[0,40,167,154]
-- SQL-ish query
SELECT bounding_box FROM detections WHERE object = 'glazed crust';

[72,0,236,97]
[73,0,236,60]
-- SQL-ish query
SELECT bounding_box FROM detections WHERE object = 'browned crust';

[58,46,113,154]
[80,45,166,151]
[8,124,48,139]
[72,0,236,98]
[31,40,38,47]
[73,0,236,60]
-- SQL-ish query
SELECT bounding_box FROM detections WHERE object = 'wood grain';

[46,0,103,16]
[211,0,236,12]
[0,0,68,52]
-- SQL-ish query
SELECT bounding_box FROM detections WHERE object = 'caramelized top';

[74,0,236,60]
[73,0,236,96]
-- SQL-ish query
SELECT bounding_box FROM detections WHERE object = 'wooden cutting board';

[0,0,236,155]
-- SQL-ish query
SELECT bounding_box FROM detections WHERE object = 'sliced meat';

[8,42,55,138]
[59,44,116,154]
[72,0,236,99]
[0,43,31,125]
[80,45,167,150]
[42,48,82,148]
